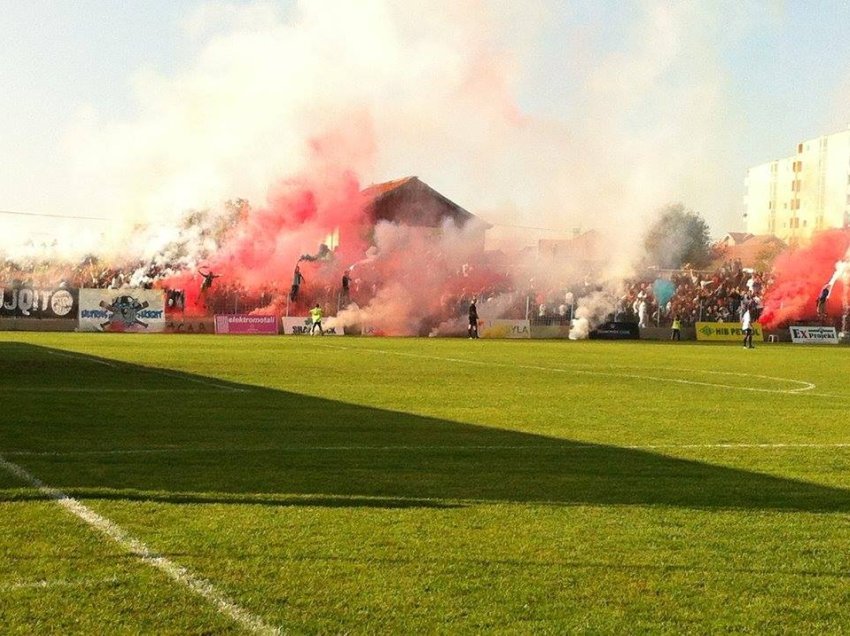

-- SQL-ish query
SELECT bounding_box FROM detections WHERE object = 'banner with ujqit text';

[0,286,78,319]
[78,289,166,332]
[214,315,278,335]
[695,321,763,342]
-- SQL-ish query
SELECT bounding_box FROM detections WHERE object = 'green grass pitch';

[2,332,850,633]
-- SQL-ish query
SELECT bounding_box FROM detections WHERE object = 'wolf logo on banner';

[100,295,150,331]
[78,289,165,332]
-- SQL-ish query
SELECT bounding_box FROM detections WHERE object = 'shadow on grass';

[2,342,849,512]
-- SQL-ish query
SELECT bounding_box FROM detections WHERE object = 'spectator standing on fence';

[468,297,479,339]
[558,303,568,322]
[816,285,829,319]
[199,269,220,292]
[341,269,351,304]
[290,265,304,302]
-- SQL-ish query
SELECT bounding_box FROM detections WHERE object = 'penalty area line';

[0,454,278,635]
[316,344,819,396]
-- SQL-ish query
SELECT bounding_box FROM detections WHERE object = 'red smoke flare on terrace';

[760,229,850,328]
[161,170,370,315]
[217,170,368,285]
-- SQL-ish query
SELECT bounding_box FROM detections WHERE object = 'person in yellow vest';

[671,314,682,341]
[309,303,324,336]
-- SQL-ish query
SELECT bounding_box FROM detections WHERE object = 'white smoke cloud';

[569,289,619,340]
[40,0,742,267]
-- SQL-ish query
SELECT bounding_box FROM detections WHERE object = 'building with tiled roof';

[357,176,489,251]
[361,176,487,229]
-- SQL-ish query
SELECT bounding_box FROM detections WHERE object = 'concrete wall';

[639,326,697,341]
[0,318,76,332]
[530,325,571,339]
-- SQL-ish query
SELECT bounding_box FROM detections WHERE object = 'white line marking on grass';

[516,364,816,394]
[45,350,247,393]
[8,443,850,457]
[0,454,278,635]
[317,344,821,395]
[0,575,125,592]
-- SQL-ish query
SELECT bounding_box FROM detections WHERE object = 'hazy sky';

[3,0,850,252]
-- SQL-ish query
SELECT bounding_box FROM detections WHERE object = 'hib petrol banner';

[790,325,839,344]
[0,286,78,319]
[696,322,764,342]
[78,289,166,332]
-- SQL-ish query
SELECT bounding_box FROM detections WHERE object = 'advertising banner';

[214,314,278,335]
[0,286,78,319]
[281,316,344,336]
[789,325,839,344]
[479,319,531,339]
[165,317,215,334]
[696,321,763,342]
[590,321,640,340]
[78,289,166,332]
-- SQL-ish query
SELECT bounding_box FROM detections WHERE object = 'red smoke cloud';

[155,118,381,316]
[160,155,372,316]
[760,230,850,327]
[157,164,512,330]
[208,170,368,286]
[336,221,511,335]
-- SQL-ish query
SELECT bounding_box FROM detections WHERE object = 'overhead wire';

[0,209,107,221]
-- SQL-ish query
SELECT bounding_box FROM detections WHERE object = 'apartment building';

[743,128,850,242]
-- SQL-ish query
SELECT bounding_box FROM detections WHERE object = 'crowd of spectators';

[1,253,770,327]
[0,256,279,315]
[523,259,770,328]
[0,256,167,290]
[618,260,768,327]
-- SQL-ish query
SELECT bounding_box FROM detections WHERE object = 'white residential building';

[743,128,850,242]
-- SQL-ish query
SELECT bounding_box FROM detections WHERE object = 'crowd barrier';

[1,285,845,342]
